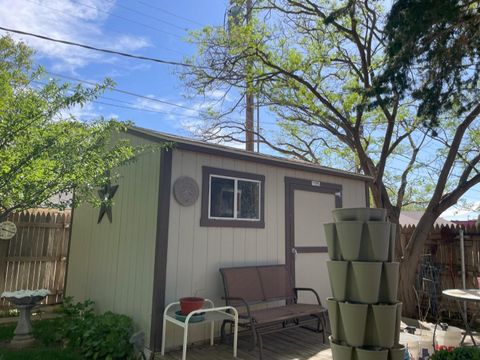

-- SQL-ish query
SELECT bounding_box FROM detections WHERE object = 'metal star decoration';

[97,177,119,224]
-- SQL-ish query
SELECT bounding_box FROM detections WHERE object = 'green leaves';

[431,347,480,360]
[381,0,480,124]
[0,36,151,219]
[59,298,136,360]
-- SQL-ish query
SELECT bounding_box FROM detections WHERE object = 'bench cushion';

[243,303,327,324]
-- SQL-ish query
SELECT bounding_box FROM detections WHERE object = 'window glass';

[210,177,234,218]
[237,180,260,219]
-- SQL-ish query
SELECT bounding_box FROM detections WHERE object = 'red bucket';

[179,297,204,315]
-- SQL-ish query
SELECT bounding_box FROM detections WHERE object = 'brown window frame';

[200,166,265,228]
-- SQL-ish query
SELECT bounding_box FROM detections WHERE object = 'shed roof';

[128,126,372,182]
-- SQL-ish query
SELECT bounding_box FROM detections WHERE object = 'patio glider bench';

[219,264,327,358]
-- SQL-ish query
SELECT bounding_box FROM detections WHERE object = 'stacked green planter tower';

[325,208,405,360]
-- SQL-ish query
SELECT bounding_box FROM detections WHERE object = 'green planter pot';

[332,208,387,222]
[379,262,400,303]
[336,222,363,261]
[327,261,349,301]
[394,303,402,346]
[338,302,368,347]
[350,262,382,303]
[366,222,390,261]
[389,345,405,360]
[356,347,388,360]
[327,298,345,342]
[389,223,397,262]
[329,336,353,360]
[325,223,341,260]
[372,304,397,348]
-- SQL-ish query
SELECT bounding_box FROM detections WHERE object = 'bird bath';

[1,289,49,348]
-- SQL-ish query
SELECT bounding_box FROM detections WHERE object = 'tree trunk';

[398,253,421,317]
[397,211,438,317]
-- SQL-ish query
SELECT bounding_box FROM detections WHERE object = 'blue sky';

[0,0,479,219]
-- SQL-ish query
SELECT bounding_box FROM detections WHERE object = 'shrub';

[431,347,480,360]
[60,297,136,360]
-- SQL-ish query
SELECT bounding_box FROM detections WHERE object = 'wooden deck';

[159,328,332,360]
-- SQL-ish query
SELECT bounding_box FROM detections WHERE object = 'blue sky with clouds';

[1,0,479,219]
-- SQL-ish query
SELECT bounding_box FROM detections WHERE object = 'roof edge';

[127,126,372,182]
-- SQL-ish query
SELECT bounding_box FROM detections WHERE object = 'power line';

[108,2,191,32]
[45,71,197,111]
[93,100,196,118]
[68,0,186,39]
[134,0,205,27]
[22,0,189,57]
[31,79,204,120]
[0,26,199,68]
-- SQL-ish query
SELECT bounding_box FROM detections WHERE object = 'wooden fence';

[401,224,480,322]
[0,209,71,306]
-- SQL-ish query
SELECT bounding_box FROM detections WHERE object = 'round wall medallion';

[173,176,199,207]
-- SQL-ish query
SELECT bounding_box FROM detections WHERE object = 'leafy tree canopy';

[0,36,148,220]
[380,0,480,124]
[182,0,480,315]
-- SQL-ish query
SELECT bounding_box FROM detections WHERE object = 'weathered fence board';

[401,223,480,322]
[0,209,71,306]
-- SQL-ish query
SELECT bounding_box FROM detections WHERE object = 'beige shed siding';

[164,149,366,347]
[65,134,160,347]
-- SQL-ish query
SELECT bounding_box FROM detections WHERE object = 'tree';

[182,0,480,315]
[380,0,480,125]
[0,36,145,221]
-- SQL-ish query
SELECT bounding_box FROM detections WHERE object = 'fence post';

[0,239,9,295]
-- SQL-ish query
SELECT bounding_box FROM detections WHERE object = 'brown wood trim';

[127,127,372,182]
[284,177,343,284]
[63,193,75,297]
[200,166,265,228]
[295,246,328,254]
[365,182,371,208]
[150,149,173,351]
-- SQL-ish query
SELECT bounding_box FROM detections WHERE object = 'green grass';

[0,346,83,360]
[0,319,83,360]
[0,324,14,342]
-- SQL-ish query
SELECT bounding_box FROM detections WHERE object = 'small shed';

[65,126,371,354]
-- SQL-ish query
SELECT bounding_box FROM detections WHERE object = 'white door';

[285,178,342,306]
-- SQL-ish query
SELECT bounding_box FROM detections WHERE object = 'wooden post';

[0,239,10,295]
[245,0,254,152]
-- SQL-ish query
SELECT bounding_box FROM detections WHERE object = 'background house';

[65,126,371,354]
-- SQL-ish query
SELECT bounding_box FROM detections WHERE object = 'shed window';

[201,167,265,228]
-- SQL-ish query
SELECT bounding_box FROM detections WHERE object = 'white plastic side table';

[161,299,238,360]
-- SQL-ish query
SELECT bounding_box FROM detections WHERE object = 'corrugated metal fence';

[0,209,71,306]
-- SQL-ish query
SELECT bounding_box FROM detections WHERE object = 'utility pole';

[227,0,255,152]
[245,0,255,151]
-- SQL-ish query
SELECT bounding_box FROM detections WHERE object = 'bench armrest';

[294,287,322,306]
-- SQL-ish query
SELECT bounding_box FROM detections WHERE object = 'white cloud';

[0,0,150,72]
[442,201,480,220]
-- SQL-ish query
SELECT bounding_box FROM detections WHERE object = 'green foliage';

[0,35,157,220]
[32,318,64,346]
[0,322,15,341]
[431,347,480,360]
[60,297,136,360]
[183,0,480,220]
[381,0,480,124]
